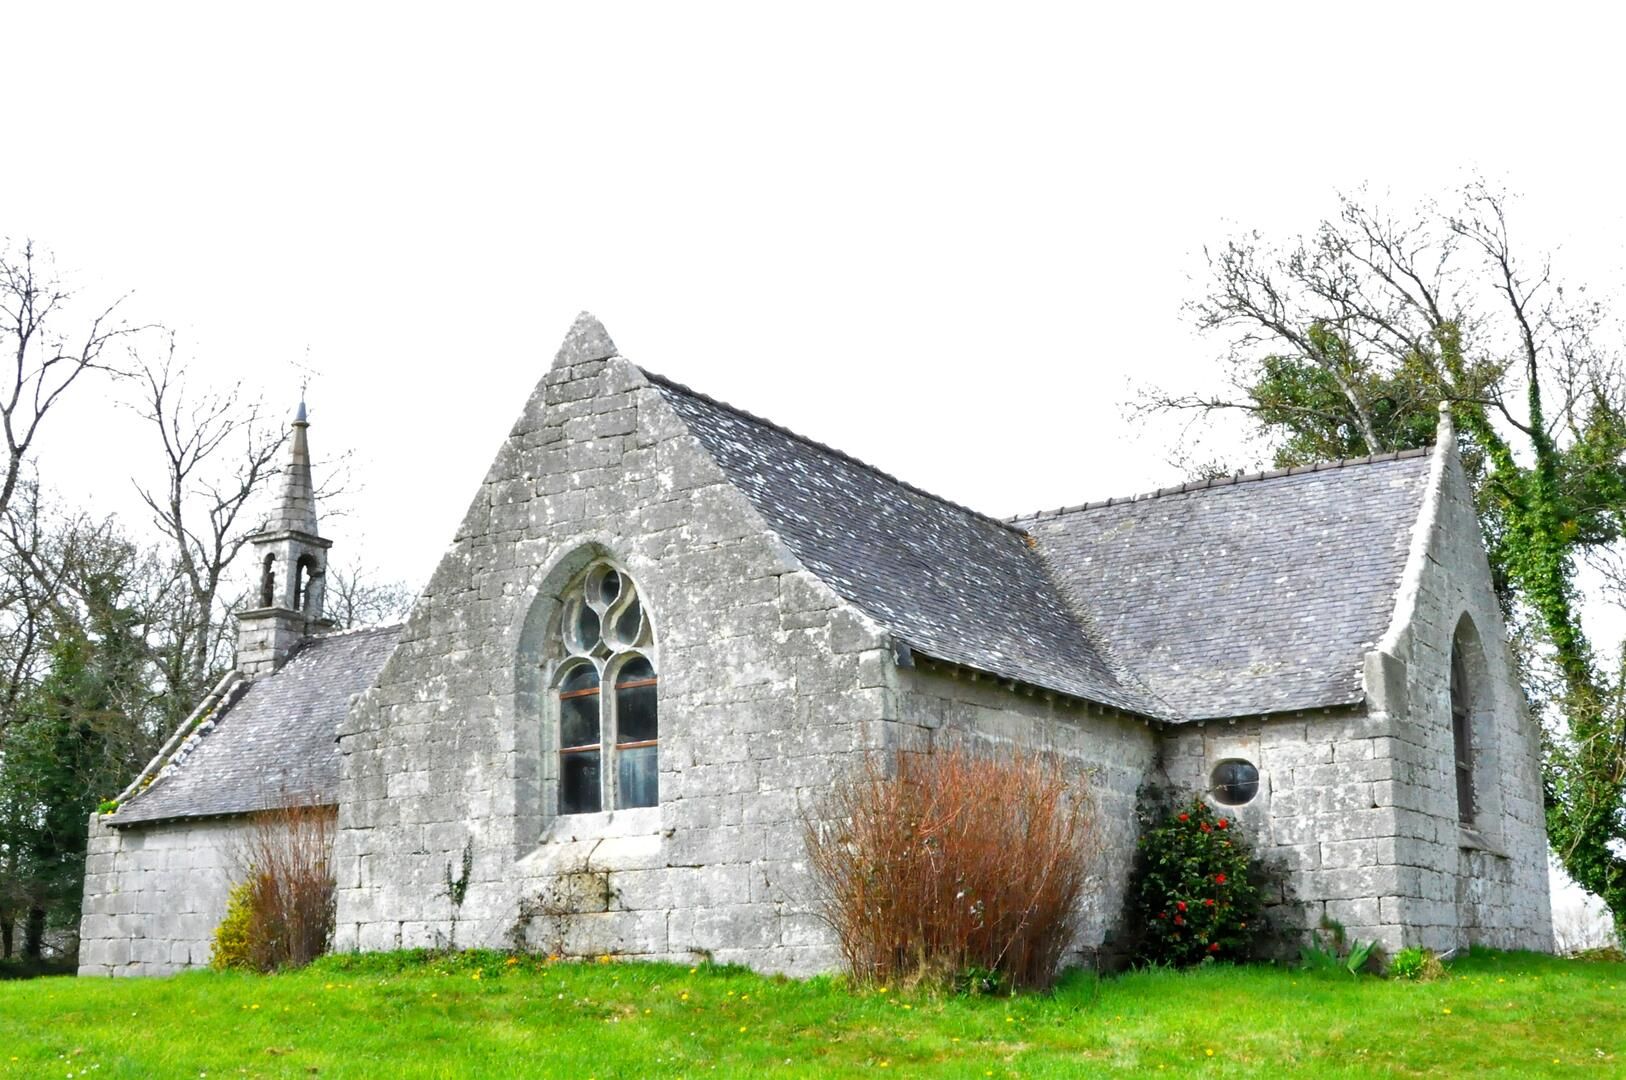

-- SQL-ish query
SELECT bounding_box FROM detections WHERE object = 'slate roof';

[1014,450,1433,720]
[645,371,1162,716]
[113,625,403,826]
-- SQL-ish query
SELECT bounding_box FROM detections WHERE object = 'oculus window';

[1210,759,1259,806]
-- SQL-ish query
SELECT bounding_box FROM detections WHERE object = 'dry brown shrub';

[802,743,1099,991]
[231,802,336,971]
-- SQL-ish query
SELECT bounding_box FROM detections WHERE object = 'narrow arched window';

[1449,646,1475,824]
[295,555,319,615]
[553,562,657,814]
[260,554,277,608]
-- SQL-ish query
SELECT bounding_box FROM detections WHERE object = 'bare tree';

[130,337,287,694]
[0,240,138,524]
[324,560,414,629]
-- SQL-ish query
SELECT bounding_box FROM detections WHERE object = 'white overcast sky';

[8,2,1625,592]
[6,2,1623,929]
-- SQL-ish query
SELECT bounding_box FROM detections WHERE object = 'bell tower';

[235,400,334,676]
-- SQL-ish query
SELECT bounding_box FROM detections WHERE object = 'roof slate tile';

[113,624,403,826]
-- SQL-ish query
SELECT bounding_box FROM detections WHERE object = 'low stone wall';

[77,814,249,976]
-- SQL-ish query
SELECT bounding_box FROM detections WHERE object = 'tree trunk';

[23,905,45,959]
[0,911,13,959]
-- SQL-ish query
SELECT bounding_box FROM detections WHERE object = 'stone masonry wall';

[1160,708,1406,950]
[896,661,1157,962]
[1367,440,1551,953]
[333,319,896,973]
[77,815,250,976]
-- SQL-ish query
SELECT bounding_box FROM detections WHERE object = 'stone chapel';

[77,313,1554,976]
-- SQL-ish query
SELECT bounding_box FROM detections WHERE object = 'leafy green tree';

[1146,184,1626,938]
[0,517,164,959]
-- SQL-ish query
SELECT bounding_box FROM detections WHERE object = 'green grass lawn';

[2,949,1622,1078]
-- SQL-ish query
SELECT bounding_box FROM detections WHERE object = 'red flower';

[1217,818,1229,829]
[1215,873,1227,884]
[1208,942,1220,953]
[1173,916,1184,926]
[1205,898,1215,907]
[1176,901,1187,912]
[1159,912,1168,920]
[1200,823,1212,833]
[1178,813,1189,822]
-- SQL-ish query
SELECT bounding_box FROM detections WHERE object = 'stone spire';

[235,399,335,676]
[265,398,321,537]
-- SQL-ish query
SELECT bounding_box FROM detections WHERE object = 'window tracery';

[554,562,657,814]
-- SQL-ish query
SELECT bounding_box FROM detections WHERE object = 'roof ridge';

[1009,445,1435,522]
[640,368,1026,535]
[309,621,407,641]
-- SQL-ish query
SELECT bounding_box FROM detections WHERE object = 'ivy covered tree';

[1144,183,1626,939]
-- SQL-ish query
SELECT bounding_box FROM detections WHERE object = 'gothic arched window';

[554,562,657,814]
[1449,644,1475,824]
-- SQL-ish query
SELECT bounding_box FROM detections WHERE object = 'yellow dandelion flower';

[1442,1008,1451,1015]
[902,1004,911,1010]
[250,1004,260,1010]
[1205,1049,1215,1057]
[689,967,698,974]
[472,972,482,981]
[739,1026,748,1033]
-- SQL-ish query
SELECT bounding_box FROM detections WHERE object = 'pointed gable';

[645,371,1160,716]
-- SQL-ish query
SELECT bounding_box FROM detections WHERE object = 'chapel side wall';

[1380,451,1552,953]
[1161,710,1407,952]
[334,341,894,975]
[894,664,1156,962]
[77,815,248,976]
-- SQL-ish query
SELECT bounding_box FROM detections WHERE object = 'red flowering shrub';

[1131,795,1265,966]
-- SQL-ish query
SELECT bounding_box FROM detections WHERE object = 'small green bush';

[1390,946,1426,980]
[1132,795,1265,966]
[210,880,255,970]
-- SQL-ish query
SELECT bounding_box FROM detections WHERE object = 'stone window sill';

[1458,825,1505,857]
[539,805,661,845]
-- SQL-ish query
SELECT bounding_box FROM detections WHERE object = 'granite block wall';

[77,815,249,976]
[1368,433,1551,952]
[895,661,1157,961]
[332,319,895,974]
[1160,709,1408,949]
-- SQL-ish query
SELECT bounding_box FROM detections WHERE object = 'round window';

[1210,759,1260,806]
